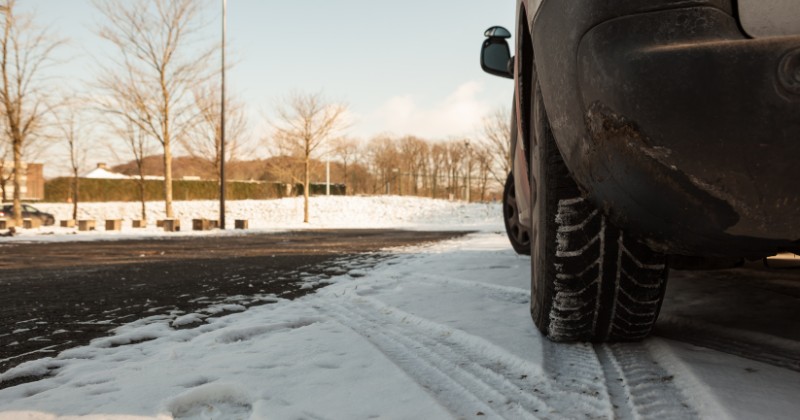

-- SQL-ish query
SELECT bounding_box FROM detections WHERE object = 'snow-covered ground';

[2,196,499,243]
[1,197,799,419]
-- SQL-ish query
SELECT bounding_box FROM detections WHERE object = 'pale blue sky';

[20,0,516,173]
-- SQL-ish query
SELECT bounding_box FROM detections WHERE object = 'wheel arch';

[514,2,534,165]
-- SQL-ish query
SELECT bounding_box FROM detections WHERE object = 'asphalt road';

[0,229,470,383]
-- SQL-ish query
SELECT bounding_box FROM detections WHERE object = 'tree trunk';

[12,139,22,225]
[432,170,438,199]
[71,174,79,220]
[136,157,147,221]
[343,161,348,196]
[163,143,174,218]
[303,156,310,223]
[139,177,147,221]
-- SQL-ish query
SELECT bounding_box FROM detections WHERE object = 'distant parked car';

[0,204,55,226]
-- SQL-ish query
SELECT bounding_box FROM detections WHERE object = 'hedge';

[44,178,346,202]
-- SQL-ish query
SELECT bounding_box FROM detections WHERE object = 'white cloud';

[363,81,493,139]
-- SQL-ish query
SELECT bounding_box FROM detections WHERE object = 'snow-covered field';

[1,197,799,419]
[3,196,499,243]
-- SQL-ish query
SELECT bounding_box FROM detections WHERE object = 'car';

[0,203,55,226]
[482,1,800,342]
[502,172,530,256]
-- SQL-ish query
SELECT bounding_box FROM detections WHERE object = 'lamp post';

[326,160,330,196]
[219,0,227,229]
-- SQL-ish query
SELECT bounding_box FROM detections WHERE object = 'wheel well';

[516,4,534,168]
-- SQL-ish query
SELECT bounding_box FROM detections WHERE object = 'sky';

[15,0,517,176]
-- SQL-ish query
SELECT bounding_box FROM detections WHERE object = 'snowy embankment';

[7,196,500,242]
[1,196,799,419]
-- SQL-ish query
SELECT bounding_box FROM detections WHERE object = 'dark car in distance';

[1,204,55,226]
[482,0,800,342]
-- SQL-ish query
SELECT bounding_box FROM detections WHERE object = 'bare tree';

[445,142,465,199]
[473,143,494,201]
[55,98,91,220]
[429,142,448,199]
[398,136,429,196]
[183,83,248,183]
[114,119,154,221]
[271,91,348,223]
[0,0,62,224]
[364,135,398,195]
[331,136,359,195]
[482,107,512,186]
[94,0,214,218]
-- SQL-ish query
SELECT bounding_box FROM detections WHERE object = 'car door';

[22,204,37,219]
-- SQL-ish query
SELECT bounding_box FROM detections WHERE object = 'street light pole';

[219,0,227,229]
[326,160,331,196]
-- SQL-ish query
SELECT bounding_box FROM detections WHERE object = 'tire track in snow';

[316,252,696,418]
[540,339,610,411]
[317,295,611,419]
[407,273,530,304]
[594,346,635,419]
[538,331,697,419]
[594,344,698,420]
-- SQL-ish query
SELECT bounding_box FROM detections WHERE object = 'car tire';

[503,172,531,255]
[529,80,669,342]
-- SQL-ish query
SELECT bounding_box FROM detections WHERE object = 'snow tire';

[529,82,669,342]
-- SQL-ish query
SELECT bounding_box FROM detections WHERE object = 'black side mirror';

[480,26,513,79]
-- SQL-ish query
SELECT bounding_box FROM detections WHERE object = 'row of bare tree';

[0,0,242,224]
[267,106,513,203]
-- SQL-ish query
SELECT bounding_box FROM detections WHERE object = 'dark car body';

[483,1,800,341]
[511,0,800,259]
[0,204,55,226]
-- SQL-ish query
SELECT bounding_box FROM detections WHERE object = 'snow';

[1,196,799,419]
[82,167,132,180]
[2,196,499,243]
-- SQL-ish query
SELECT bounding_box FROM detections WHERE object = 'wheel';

[528,81,669,342]
[502,172,531,255]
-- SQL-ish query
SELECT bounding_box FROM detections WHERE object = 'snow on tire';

[548,197,668,341]
[529,80,668,342]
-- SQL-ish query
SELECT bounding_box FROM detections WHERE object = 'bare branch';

[93,0,214,217]
[182,82,249,182]
[481,106,512,186]
[269,91,349,222]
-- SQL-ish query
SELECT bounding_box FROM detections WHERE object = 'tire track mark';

[401,273,530,304]
[594,345,636,420]
[596,343,698,420]
[318,295,611,419]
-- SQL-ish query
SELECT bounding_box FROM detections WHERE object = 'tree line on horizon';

[108,123,511,203]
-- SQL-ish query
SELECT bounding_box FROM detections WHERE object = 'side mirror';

[480,26,513,79]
